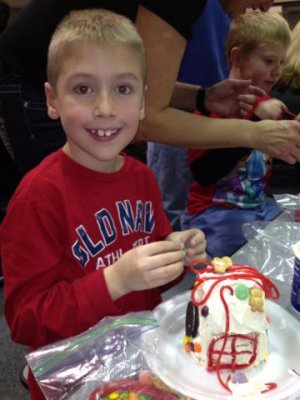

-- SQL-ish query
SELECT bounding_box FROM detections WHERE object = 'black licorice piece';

[185,301,199,337]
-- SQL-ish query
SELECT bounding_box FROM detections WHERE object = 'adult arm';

[135,6,300,164]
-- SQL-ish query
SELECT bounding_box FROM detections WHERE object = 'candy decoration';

[100,391,152,400]
[235,284,249,300]
[183,336,191,353]
[201,306,209,317]
[193,342,202,353]
[231,371,248,384]
[211,257,232,274]
[249,286,264,312]
[88,378,184,400]
[185,301,199,337]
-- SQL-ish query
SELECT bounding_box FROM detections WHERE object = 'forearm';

[5,268,118,348]
[171,82,201,112]
[138,106,256,149]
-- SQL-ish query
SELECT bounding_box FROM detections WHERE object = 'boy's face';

[45,42,145,172]
[234,43,286,92]
[222,0,273,18]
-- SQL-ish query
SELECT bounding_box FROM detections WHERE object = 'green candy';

[235,284,249,300]
[119,392,129,399]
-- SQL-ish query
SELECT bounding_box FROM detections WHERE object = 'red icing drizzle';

[215,286,232,392]
[190,259,280,306]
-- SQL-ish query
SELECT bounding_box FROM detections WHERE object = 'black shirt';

[0,0,207,85]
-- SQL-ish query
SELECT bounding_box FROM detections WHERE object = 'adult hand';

[205,79,265,116]
[104,241,185,299]
[254,98,287,120]
[167,229,207,265]
[252,119,300,164]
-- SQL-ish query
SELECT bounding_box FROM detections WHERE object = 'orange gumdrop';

[194,343,202,353]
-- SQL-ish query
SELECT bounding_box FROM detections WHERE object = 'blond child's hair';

[226,9,291,64]
[278,20,300,89]
[47,8,146,87]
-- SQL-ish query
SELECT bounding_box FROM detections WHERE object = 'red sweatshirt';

[1,150,174,399]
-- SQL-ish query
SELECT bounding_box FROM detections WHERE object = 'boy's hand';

[254,98,286,120]
[104,241,185,300]
[167,229,207,264]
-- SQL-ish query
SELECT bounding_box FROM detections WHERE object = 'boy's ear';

[139,98,145,120]
[230,46,242,68]
[139,85,147,121]
[44,82,60,120]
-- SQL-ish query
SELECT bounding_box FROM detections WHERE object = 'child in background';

[185,9,291,257]
[270,19,300,195]
[0,9,206,400]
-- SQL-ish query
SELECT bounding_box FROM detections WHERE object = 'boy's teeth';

[92,129,115,137]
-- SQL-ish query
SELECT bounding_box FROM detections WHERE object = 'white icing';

[228,378,268,397]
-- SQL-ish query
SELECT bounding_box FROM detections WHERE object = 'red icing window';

[207,333,258,372]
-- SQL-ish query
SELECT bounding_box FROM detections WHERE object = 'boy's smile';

[45,42,145,173]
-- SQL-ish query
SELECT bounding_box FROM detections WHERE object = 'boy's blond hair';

[47,8,146,87]
[226,9,291,64]
[278,20,300,89]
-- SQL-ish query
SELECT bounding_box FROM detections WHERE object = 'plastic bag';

[232,217,300,310]
[273,194,300,221]
[26,312,191,400]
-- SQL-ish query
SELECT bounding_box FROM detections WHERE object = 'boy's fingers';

[150,249,185,270]
[149,261,184,286]
[144,240,182,255]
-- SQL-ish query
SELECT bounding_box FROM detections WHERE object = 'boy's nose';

[272,66,281,79]
[94,93,115,117]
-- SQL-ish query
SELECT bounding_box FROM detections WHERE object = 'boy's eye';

[74,85,92,95]
[264,58,274,65]
[116,84,132,95]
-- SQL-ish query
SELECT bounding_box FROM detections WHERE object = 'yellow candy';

[222,256,233,266]
[108,392,120,400]
[211,257,232,274]
[183,335,190,344]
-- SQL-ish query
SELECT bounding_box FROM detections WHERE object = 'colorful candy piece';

[201,305,209,317]
[211,257,233,274]
[235,284,249,300]
[249,286,264,312]
[231,371,248,384]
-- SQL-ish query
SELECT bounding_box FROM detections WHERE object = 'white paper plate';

[141,291,300,400]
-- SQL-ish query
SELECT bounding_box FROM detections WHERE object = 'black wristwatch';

[196,87,209,115]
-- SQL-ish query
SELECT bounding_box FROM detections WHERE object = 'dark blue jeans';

[0,74,66,174]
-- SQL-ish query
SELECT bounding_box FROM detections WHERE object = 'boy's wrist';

[104,265,128,301]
